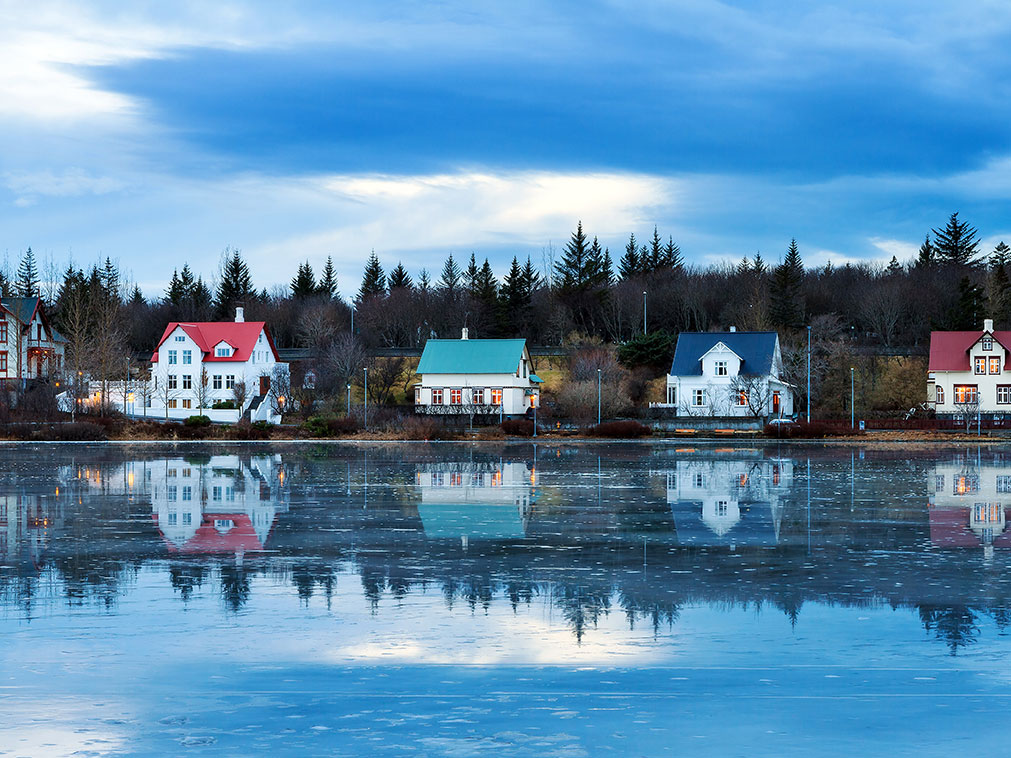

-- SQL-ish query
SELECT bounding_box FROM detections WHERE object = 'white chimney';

[235,306,245,323]
[985,318,994,333]
[729,325,737,332]
[461,327,469,340]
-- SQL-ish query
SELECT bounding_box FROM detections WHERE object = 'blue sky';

[3,0,1011,297]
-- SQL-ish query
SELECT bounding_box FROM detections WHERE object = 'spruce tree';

[100,257,120,302]
[439,254,462,297]
[886,256,902,275]
[130,285,145,305]
[0,269,8,297]
[587,237,607,288]
[165,269,184,305]
[915,235,936,268]
[388,262,414,290]
[193,278,213,311]
[990,264,1011,327]
[215,249,255,317]
[648,226,663,271]
[521,257,541,295]
[949,276,983,329]
[768,239,805,329]
[358,250,386,302]
[465,253,480,295]
[554,221,590,291]
[933,212,980,266]
[665,236,683,271]
[752,252,767,275]
[317,256,338,299]
[291,261,317,298]
[990,241,1011,270]
[601,248,615,286]
[15,247,39,298]
[619,233,639,280]
[417,269,432,292]
[499,257,530,333]
[475,258,498,307]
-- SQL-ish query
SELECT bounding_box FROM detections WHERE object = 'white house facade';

[659,329,794,419]
[928,455,1011,559]
[414,329,542,417]
[0,296,66,387]
[143,307,288,423]
[928,319,1011,418]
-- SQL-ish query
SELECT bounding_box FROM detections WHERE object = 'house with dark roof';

[414,328,542,417]
[0,296,66,386]
[662,328,793,419]
[928,319,1011,418]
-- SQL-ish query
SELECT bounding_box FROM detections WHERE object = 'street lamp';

[597,368,602,426]
[806,325,812,423]
[347,383,351,416]
[850,367,855,429]
[350,304,355,335]
[642,291,647,335]
[363,367,368,429]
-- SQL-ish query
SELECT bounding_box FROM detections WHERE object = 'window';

[182,350,192,365]
[935,475,945,492]
[167,485,177,500]
[182,399,192,409]
[182,486,192,502]
[491,389,503,405]
[414,387,421,403]
[472,388,484,405]
[716,501,729,517]
[215,346,231,357]
[37,324,43,340]
[693,472,705,488]
[714,360,728,376]
[450,472,463,487]
[954,385,979,404]
[174,335,184,342]
[667,385,676,405]
[736,390,748,406]
[168,350,177,365]
[212,486,222,501]
[997,475,1011,493]
[983,337,994,350]
[999,386,1011,405]
[168,374,178,389]
[450,389,462,405]
[182,375,193,390]
[0,352,6,373]
[182,512,192,525]
[936,386,944,404]
[954,474,980,495]
[973,502,1002,523]
[0,321,6,343]
[975,357,986,375]
[167,512,177,525]
[991,357,1003,374]
[182,468,191,478]
[215,519,234,530]
[693,389,706,406]
[213,375,222,390]
[168,399,177,408]
[432,389,443,404]
[225,375,235,389]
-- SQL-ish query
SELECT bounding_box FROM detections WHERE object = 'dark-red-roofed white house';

[145,307,289,422]
[928,319,1011,418]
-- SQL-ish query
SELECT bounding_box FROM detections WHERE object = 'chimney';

[985,318,994,333]
[729,325,737,333]
[235,306,245,323]
[461,327,469,340]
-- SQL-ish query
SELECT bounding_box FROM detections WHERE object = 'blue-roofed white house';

[414,328,542,417]
[661,328,794,419]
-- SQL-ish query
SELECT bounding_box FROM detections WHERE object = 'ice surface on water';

[2,441,1011,756]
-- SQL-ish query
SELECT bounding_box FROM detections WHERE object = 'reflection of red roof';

[929,331,1011,371]
[151,321,280,363]
[929,506,1011,548]
[153,513,275,554]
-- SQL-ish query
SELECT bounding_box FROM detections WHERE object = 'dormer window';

[214,343,232,358]
[714,360,728,376]
[983,337,993,351]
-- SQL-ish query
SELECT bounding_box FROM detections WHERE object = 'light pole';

[350,304,355,335]
[642,291,647,335]
[806,325,812,423]
[533,395,537,437]
[597,368,602,426]
[850,367,855,429]
[347,383,351,416]
[363,367,368,429]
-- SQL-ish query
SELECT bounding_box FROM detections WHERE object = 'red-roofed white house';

[929,319,1011,417]
[147,307,288,422]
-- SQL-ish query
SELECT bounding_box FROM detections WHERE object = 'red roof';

[154,513,274,554]
[151,321,280,363]
[929,506,1011,548]
[928,330,1011,371]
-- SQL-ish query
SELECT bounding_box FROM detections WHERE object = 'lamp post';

[533,395,537,437]
[347,383,351,416]
[850,367,855,429]
[350,304,355,335]
[363,368,368,429]
[642,291,647,335]
[806,325,812,423]
[597,368,602,426]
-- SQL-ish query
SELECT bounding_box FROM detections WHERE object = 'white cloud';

[4,168,125,205]
[868,237,919,262]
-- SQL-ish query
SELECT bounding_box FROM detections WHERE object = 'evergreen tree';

[648,226,663,271]
[179,264,195,294]
[601,248,615,286]
[949,276,983,329]
[465,253,480,295]
[100,257,120,301]
[768,239,805,329]
[439,254,462,297]
[474,258,498,307]
[619,233,639,280]
[990,264,1011,327]
[990,241,1011,270]
[291,261,317,298]
[0,268,8,297]
[388,261,414,290]
[165,269,184,305]
[358,250,386,302]
[15,247,39,298]
[752,252,767,275]
[193,278,213,309]
[736,257,751,276]
[130,285,145,305]
[521,257,541,295]
[886,256,902,275]
[587,237,608,288]
[499,257,531,333]
[915,235,936,268]
[554,221,590,291]
[933,212,981,266]
[665,236,683,270]
[417,269,432,292]
[215,248,255,317]
[317,256,338,298]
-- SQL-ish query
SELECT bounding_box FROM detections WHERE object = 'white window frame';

[714,360,728,376]
[936,386,944,404]
[693,388,706,407]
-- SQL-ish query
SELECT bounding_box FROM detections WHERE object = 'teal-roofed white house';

[414,329,542,417]
[657,328,794,419]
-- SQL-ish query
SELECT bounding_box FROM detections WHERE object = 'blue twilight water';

[1,441,1010,756]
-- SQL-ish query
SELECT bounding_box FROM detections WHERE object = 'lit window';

[954,474,980,495]
[999,386,1011,405]
[991,357,1002,374]
[736,390,748,406]
[954,385,979,404]
[414,387,421,403]
[168,399,177,408]
[491,389,502,405]
[975,357,986,375]
[168,350,177,365]
[432,389,443,404]
[450,472,463,486]
[715,360,728,376]
[450,389,462,405]
[693,389,706,406]
[472,388,484,404]
[936,386,944,404]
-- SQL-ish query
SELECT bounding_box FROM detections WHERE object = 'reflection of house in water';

[416,462,536,544]
[928,459,1011,557]
[663,457,793,547]
[0,489,64,572]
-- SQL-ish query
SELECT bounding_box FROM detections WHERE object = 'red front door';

[259,376,270,396]
[772,392,780,415]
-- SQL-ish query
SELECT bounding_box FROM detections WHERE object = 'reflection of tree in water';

[617,589,680,636]
[506,581,536,611]
[51,554,134,610]
[169,563,207,602]
[554,583,612,643]
[440,576,494,613]
[219,564,251,612]
[918,605,979,655]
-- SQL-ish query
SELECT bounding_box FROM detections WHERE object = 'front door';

[772,391,780,415]
[259,375,270,396]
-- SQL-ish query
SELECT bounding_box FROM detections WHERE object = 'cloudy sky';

[3,0,1011,297]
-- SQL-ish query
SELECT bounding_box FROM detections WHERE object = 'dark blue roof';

[670,331,778,376]
[670,500,779,547]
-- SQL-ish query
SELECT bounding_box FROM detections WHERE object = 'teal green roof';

[416,338,527,375]
[529,374,544,383]
[418,503,527,540]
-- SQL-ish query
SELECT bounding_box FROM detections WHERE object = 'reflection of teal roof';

[417,338,527,375]
[418,503,526,540]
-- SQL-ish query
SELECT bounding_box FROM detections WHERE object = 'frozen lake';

[2,441,1011,756]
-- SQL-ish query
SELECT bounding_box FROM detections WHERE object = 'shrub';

[51,422,107,441]
[302,415,359,437]
[502,418,535,437]
[585,420,652,438]
[400,415,458,440]
[184,415,212,427]
[763,421,860,439]
[212,400,236,410]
